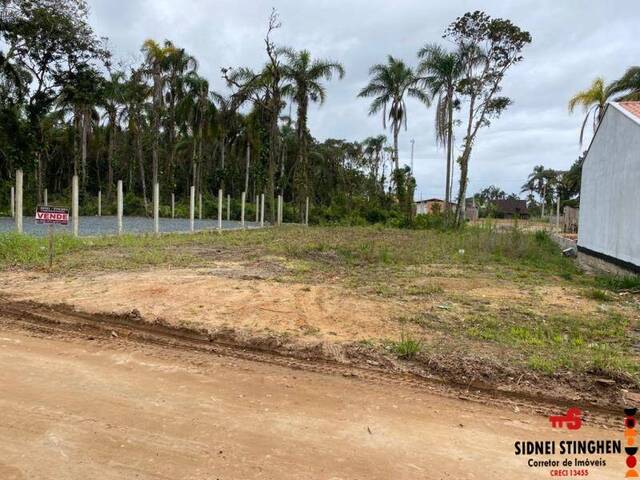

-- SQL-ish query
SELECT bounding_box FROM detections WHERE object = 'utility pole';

[410,139,415,173]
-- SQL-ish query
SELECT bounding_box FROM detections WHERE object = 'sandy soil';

[0,326,626,480]
[0,268,402,342]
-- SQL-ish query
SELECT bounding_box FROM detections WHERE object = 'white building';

[578,101,640,273]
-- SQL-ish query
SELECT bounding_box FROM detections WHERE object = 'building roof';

[618,101,640,120]
[492,199,528,215]
[611,101,640,127]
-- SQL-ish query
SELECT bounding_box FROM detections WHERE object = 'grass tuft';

[392,333,423,359]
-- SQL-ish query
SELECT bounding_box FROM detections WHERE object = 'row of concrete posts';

[10,171,308,235]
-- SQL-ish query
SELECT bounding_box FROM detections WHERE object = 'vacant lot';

[1,223,639,406]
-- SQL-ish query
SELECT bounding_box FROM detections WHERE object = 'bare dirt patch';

[0,326,626,479]
[0,267,405,342]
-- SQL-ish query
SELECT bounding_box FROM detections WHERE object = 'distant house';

[491,199,529,219]
[414,198,455,215]
[578,101,640,273]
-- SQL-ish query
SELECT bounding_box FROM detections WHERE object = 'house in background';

[414,198,455,215]
[491,199,529,219]
[578,101,640,273]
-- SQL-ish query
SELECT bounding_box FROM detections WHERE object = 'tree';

[119,68,150,212]
[283,49,344,215]
[445,11,531,224]
[417,43,464,210]
[1,0,108,198]
[162,43,197,189]
[608,66,640,101]
[142,39,177,188]
[474,184,506,209]
[358,55,430,173]
[100,69,125,200]
[223,9,291,221]
[568,77,614,146]
[182,72,212,195]
[362,134,387,194]
[521,165,559,217]
[55,63,104,191]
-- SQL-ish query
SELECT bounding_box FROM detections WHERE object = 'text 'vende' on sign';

[35,206,69,226]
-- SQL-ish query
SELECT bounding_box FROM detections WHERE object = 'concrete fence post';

[15,170,23,233]
[98,190,102,216]
[198,193,203,220]
[255,195,259,223]
[189,186,195,232]
[171,193,175,219]
[305,197,309,226]
[260,193,265,228]
[241,191,246,229]
[218,188,223,231]
[153,182,159,235]
[278,195,283,226]
[226,194,230,221]
[117,180,123,235]
[43,188,48,207]
[72,174,79,237]
[10,186,14,218]
[556,195,561,228]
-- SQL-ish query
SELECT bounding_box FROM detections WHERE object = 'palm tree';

[182,72,211,194]
[120,68,150,212]
[141,39,177,188]
[568,77,614,146]
[101,70,125,200]
[56,64,104,192]
[363,135,386,188]
[608,66,640,101]
[283,49,344,210]
[417,44,464,209]
[163,44,198,189]
[358,55,429,173]
[521,165,557,218]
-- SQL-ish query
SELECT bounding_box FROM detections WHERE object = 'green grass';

[1,224,637,383]
[0,224,582,276]
[595,275,640,292]
[464,309,637,378]
[584,288,612,302]
[391,333,423,359]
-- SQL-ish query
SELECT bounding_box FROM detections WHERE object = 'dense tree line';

[1,2,535,226]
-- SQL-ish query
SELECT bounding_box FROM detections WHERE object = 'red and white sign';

[35,205,69,225]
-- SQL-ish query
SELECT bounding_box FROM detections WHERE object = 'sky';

[87,0,640,200]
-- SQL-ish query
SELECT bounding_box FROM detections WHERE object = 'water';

[0,215,263,237]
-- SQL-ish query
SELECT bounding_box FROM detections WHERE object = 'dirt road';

[0,318,626,479]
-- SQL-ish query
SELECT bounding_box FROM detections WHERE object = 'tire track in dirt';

[0,298,625,427]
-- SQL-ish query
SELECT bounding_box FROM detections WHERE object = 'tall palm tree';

[119,68,150,212]
[101,70,125,200]
[358,55,429,172]
[568,77,614,146]
[163,44,198,189]
[182,72,211,193]
[417,44,464,209]
[141,39,177,188]
[283,49,344,209]
[56,64,103,192]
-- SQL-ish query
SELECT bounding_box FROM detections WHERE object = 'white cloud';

[87,0,640,198]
